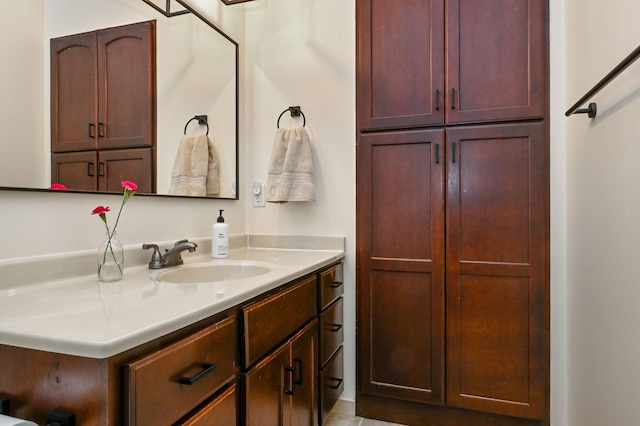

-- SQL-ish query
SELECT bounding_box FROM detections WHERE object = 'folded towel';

[168,134,220,196]
[266,127,315,203]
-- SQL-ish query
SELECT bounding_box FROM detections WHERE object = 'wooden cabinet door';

[97,21,155,150]
[243,321,318,426]
[356,128,445,404]
[51,32,98,153]
[445,122,548,419]
[357,0,445,130]
[288,321,318,426]
[242,342,290,426]
[51,151,98,190]
[98,148,154,193]
[445,0,546,124]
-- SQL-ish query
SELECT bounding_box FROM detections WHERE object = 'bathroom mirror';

[0,0,238,199]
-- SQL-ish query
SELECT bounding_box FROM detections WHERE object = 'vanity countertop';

[0,244,344,359]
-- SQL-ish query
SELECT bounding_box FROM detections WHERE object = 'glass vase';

[98,231,124,282]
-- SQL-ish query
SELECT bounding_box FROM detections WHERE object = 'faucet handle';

[174,239,189,246]
[142,243,163,269]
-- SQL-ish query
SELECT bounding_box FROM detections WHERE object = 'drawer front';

[177,383,237,426]
[124,315,237,426]
[320,346,344,425]
[320,297,344,367]
[319,264,343,310]
[242,276,317,368]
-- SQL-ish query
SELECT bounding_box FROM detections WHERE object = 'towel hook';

[277,106,306,128]
[184,115,209,135]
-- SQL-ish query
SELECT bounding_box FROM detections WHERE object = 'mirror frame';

[0,0,240,201]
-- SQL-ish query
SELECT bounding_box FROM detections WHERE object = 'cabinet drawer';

[319,264,343,310]
[320,297,344,367]
[177,383,237,426]
[124,315,237,426]
[242,276,317,368]
[320,346,344,424]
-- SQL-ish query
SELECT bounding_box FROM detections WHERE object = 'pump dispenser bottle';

[211,209,229,258]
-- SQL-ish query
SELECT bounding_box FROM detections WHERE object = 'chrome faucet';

[142,239,198,269]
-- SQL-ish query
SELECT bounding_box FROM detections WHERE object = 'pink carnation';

[92,206,111,215]
[50,183,68,190]
[121,181,138,191]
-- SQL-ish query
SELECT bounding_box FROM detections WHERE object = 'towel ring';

[277,106,306,128]
[184,115,209,135]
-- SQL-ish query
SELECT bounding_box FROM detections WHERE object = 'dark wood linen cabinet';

[356,1,550,425]
[50,21,156,192]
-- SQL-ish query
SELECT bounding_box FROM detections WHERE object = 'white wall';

[0,2,45,187]
[242,0,357,400]
[565,1,640,425]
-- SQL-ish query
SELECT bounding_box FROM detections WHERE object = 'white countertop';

[0,243,344,359]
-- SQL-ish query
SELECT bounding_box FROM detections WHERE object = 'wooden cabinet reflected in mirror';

[1,1,238,199]
[51,21,156,193]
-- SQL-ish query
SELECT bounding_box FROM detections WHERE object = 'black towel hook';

[277,106,306,128]
[184,115,209,135]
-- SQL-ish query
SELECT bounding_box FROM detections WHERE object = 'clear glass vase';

[98,231,124,282]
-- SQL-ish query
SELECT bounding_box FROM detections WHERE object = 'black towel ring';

[184,115,209,135]
[277,106,306,128]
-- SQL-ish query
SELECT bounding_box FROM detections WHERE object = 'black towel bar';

[565,44,640,118]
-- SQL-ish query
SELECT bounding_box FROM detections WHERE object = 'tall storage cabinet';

[356,1,549,425]
[50,21,156,192]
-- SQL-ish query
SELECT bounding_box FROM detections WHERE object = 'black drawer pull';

[178,363,216,385]
[327,377,343,390]
[329,281,343,288]
[329,324,343,333]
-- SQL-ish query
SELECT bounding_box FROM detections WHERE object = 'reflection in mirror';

[1,0,238,199]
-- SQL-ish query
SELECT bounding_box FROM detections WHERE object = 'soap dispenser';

[211,209,229,259]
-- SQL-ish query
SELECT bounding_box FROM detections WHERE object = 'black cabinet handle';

[98,122,105,138]
[284,366,295,395]
[435,89,440,111]
[451,88,457,109]
[435,143,440,164]
[178,363,216,385]
[329,324,343,332]
[452,142,457,163]
[327,377,343,390]
[89,123,96,139]
[293,358,303,385]
[329,281,343,288]
[98,162,105,177]
[88,162,95,177]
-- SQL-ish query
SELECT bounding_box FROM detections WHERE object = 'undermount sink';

[158,261,275,284]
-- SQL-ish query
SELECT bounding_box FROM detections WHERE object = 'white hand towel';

[168,134,220,196]
[266,127,315,203]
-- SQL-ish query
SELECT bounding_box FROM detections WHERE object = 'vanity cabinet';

[50,20,156,192]
[357,0,546,131]
[0,261,343,426]
[356,1,549,425]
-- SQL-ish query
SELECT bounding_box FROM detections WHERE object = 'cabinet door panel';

[446,123,547,419]
[50,32,98,153]
[98,148,154,193]
[98,21,155,150]
[289,321,318,426]
[357,0,445,130]
[51,151,98,190]
[446,0,546,123]
[357,129,445,404]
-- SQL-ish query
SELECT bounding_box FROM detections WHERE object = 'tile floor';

[324,400,407,426]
